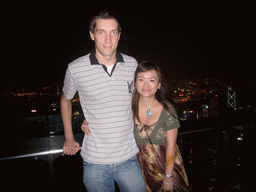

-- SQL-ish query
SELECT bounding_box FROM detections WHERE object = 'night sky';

[2,2,253,89]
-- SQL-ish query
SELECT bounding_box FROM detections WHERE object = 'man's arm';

[61,93,79,155]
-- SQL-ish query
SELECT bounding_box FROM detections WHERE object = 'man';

[61,11,146,192]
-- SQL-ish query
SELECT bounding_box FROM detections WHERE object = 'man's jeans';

[83,155,146,192]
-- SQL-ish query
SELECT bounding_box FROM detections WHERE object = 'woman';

[132,61,189,191]
[82,61,189,191]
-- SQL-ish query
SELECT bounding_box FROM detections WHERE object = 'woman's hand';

[81,119,91,135]
[161,177,174,191]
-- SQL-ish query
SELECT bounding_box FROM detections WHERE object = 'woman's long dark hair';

[132,61,176,123]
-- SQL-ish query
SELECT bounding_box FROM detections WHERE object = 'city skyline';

[2,77,255,120]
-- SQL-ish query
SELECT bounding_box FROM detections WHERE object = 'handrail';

[1,111,255,161]
[0,126,222,161]
[0,133,84,161]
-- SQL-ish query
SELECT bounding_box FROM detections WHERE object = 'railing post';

[223,130,227,191]
[48,154,54,181]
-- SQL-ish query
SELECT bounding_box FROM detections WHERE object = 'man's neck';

[95,50,117,66]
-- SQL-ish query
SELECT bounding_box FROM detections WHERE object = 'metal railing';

[1,113,254,191]
[178,124,253,191]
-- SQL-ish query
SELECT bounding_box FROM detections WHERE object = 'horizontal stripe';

[83,145,138,156]
[82,142,138,155]
[82,99,130,106]
[63,52,139,164]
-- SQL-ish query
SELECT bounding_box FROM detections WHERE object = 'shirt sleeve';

[62,67,78,100]
[164,104,181,131]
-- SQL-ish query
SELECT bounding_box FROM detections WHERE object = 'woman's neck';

[139,96,156,108]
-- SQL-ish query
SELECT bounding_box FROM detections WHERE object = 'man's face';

[89,19,121,59]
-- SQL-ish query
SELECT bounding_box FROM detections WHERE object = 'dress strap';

[144,126,166,171]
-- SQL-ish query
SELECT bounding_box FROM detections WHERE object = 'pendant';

[146,108,151,117]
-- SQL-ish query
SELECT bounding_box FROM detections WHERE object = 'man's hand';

[63,138,80,155]
[81,119,91,135]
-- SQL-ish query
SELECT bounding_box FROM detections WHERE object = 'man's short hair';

[89,10,121,33]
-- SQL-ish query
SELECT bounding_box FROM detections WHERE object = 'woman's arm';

[81,119,91,135]
[162,127,178,191]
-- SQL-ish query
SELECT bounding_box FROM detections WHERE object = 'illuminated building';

[227,87,236,110]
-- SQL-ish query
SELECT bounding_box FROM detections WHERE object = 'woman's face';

[136,69,161,98]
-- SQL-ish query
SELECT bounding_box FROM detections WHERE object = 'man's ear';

[89,31,95,41]
[118,32,121,41]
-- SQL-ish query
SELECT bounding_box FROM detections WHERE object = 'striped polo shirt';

[62,50,139,164]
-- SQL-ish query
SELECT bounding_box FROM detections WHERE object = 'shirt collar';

[89,49,124,65]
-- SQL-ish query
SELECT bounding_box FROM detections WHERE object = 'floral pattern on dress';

[155,127,167,142]
[166,115,179,126]
[136,122,157,139]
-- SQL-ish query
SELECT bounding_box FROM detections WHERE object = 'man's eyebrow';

[95,29,105,31]
[95,28,118,32]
